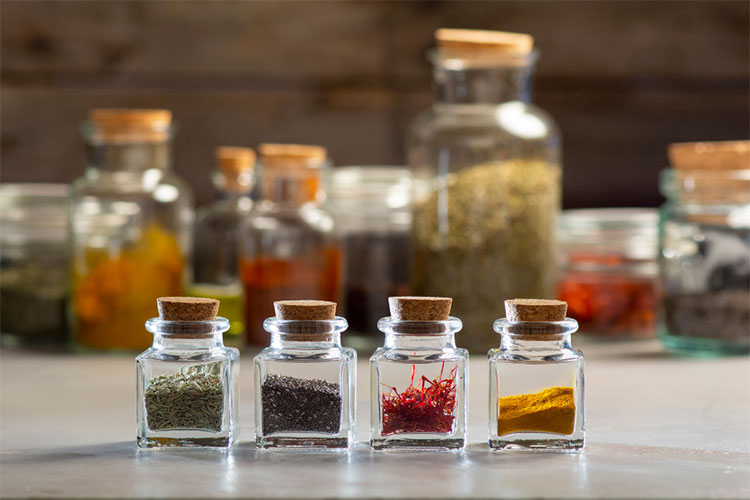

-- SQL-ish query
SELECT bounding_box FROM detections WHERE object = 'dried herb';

[261,375,342,434]
[145,363,224,431]
[381,363,457,435]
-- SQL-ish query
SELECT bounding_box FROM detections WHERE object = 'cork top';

[274,300,337,320]
[89,108,172,142]
[216,146,256,175]
[388,296,452,321]
[259,143,328,169]
[668,141,750,170]
[157,297,220,321]
[505,299,567,322]
[435,28,534,57]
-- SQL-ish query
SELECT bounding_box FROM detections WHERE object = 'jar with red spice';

[557,208,659,340]
[370,296,468,450]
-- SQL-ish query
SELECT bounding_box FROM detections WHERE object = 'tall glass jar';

[324,166,412,349]
[370,297,468,450]
[659,141,750,355]
[0,184,69,349]
[70,109,193,351]
[240,144,341,346]
[187,147,255,348]
[408,29,561,353]
[254,300,356,449]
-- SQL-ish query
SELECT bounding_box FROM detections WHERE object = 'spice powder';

[497,386,576,436]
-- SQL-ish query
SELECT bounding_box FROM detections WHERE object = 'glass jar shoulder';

[488,346,583,364]
[70,170,192,205]
[370,346,468,364]
[242,202,335,237]
[137,345,238,364]
[255,344,353,363]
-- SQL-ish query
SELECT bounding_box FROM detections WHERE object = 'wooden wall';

[2,0,748,207]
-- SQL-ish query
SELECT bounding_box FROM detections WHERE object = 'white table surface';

[2,341,749,499]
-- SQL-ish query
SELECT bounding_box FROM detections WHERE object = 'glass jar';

[187,147,255,348]
[659,165,750,355]
[408,29,561,353]
[70,109,193,351]
[370,297,468,450]
[136,298,239,448]
[0,184,70,349]
[324,166,412,349]
[254,301,356,449]
[240,144,342,346]
[489,300,585,451]
[557,208,659,340]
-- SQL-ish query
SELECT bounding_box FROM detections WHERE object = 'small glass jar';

[0,184,69,349]
[136,299,239,448]
[254,301,356,449]
[370,298,468,450]
[324,166,413,349]
[557,208,659,340]
[489,300,585,451]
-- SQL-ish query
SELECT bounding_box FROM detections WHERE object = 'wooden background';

[2,0,748,208]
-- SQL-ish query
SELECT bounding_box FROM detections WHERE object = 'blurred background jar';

[659,141,750,355]
[408,29,561,352]
[324,166,412,350]
[557,208,659,340]
[0,184,70,349]
[70,109,193,351]
[187,147,255,348]
[240,144,341,346]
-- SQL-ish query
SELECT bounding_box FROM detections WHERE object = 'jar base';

[660,332,750,356]
[370,437,465,451]
[256,436,351,449]
[489,437,584,452]
[137,436,234,448]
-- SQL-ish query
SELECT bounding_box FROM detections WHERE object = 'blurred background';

[2,0,749,208]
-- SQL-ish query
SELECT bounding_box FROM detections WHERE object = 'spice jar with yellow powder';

[488,299,585,451]
[70,109,192,351]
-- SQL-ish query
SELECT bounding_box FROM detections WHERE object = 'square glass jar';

[370,317,468,450]
[254,316,356,449]
[136,317,239,448]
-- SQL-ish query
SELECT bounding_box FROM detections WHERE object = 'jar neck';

[384,332,456,350]
[262,171,321,206]
[378,316,463,350]
[212,170,253,199]
[433,60,535,105]
[270,331,342,349]
[264,316,348,349]
[493,317,579,352]
[146,317,230,351]
[152,333,225,350]
[500,333,572,352]
[84,140,172,174]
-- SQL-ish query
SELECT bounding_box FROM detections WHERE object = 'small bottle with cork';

[370,296,468,450]
[254,300,356,449]
[136,297,239,448]
[489,299,585,451]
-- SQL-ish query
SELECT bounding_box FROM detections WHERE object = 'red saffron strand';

[381,363,458,435]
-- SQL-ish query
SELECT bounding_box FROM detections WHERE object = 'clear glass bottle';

[408,29,561,353]
[254,300,356,449]
[324,166,413,350]
[489,300,585,451]
[659,141,750,355]
[136,297,239,448]
[187,147,255,348]
[557,208,659,340]
[0,184,70,349]
[240,144,342,346]
[70,109,193,351]
[370,297,468,450]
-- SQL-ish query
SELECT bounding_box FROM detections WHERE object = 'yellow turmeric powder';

[497,386,576,436]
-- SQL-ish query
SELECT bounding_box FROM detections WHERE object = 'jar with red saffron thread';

[370,296,468,450]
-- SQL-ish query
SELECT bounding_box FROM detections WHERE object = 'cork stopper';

[157,297,220,321]
[274,300,336,320]
[435,28,534,57]
[388,296,452,321]
[216,146,256,175]
[505,299,567,322]
[668,140,750,170]
[259,143,328,169]
[89,108,172,142]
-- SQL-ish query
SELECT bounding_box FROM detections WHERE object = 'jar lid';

[435,28,534,56]
[216,146,256,174]
[87,108,172,143]
[259,143,327,169]
[668,140,750,170]
[389,296,452,321]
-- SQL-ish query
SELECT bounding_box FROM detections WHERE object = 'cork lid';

[274,300,337,320]
[388,296,452,321]
[668,141,750,170]
[259,143,327,169]
[89,108,172,142]
[435,28,534,57]
[216,146,256,175]
[157,297,220,321]
[505,299,567,322]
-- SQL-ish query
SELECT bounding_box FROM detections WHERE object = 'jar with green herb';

[408,29,561,352]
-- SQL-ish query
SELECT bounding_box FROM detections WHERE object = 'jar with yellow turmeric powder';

[488,299,584,451]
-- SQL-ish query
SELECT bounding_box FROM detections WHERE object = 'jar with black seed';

[254,300,356,449]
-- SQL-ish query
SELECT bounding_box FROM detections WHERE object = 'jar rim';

[429,48,539,70]
[145,317,230,336]
[263,316,348,336]
[378,316,463,336]
[493,318,579,337]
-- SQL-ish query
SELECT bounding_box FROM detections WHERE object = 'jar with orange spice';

[240,144,342,346]
[70,109,193,351]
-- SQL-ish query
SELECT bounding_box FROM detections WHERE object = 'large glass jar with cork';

[254,300,356,449]
[407,29,561,352]
[70,109,193,351]
[489,299,585,451]
[240,144,342,346]
[370,296,468,450]
[187,146,256,347]
[136,297,239,448]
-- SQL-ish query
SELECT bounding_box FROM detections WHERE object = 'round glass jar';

[557,208,659,340]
